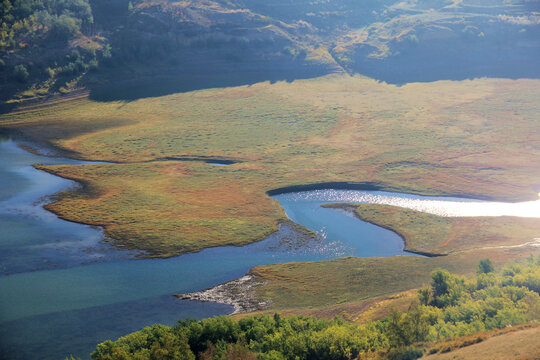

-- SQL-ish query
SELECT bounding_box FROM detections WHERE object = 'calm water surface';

[1,136,538,359]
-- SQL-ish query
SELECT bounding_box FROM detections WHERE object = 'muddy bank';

[174,274,270,314]
[266,182,531,202]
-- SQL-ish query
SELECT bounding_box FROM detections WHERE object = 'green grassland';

[38,161,286,256]
[2,74,540,256]
[233,289,421,326]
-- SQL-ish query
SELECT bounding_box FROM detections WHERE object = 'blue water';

[0,136,531,359]
[0,295,231,360]
[0,138,137,276]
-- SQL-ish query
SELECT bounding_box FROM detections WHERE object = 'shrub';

[387,347,423,360]
[13,64,29,82]
[50,15,80,41]
[477,259,494,274]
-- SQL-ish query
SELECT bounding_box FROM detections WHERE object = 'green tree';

[430,269,465,308]
[386,306,429,348]
[418,284,432,306]
[50,14,80,41]
[477,259,494,274]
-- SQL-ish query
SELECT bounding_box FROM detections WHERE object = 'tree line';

[1,0,92,50]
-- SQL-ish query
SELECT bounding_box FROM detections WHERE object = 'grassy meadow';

[1,74,540,256]
[249,247,536,311]
[421,326,540,360]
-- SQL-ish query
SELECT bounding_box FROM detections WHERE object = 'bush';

[477,259,494,274]
[13,64,29,82]
[430,269,465,308]
[387,347,423,360]
[50,15,80,41]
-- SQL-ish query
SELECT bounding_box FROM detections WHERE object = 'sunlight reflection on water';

[283,189,540,218]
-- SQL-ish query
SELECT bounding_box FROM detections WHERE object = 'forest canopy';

[0,0,93,49]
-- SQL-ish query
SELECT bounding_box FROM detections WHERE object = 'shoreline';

[174,274,270,314]
[266,181,534,203]
[322,203,445,258]
[0,137,140,274]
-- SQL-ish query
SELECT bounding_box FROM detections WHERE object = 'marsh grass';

[2,74,540,255]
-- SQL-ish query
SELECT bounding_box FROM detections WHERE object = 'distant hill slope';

[86,0,335,100]
[1,0,538,104]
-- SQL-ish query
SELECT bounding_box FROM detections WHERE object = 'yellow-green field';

[233,289,419,325]
[422,325,540,360]
[1,74,540,256]
[38,161,285,256]
[249,247,535,310]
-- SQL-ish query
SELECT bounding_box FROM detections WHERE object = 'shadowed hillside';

[2,0,538,103]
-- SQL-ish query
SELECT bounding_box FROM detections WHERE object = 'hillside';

[0,0,330,105]
[2,0,538,104]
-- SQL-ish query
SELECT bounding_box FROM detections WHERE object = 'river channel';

[1,136,539,359]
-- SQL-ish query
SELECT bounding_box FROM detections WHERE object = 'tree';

[50,14,80,41]
[386,306,429,348]
[418,284,432,306]
[477,259,494,274]
[429,269,465,308]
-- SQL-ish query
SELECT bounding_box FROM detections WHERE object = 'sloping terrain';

[423,326,540,359]
[2,0,538,103]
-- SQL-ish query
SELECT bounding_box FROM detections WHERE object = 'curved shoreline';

[0,137,139,275]
[321,203,445,258]
[266,181,527,203]
[24,164,540,259]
